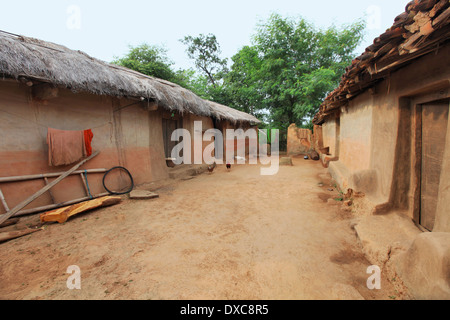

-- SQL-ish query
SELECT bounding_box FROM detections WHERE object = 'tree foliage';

[227,14,365,130]
[180,34,228,88]
[113,14,366,133]
[112,44,179,83]
[225,45,264,117]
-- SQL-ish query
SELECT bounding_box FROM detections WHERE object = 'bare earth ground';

[0,157,407,300]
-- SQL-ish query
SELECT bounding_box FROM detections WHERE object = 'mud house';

[313,0,450,298]
[0,31,260,216]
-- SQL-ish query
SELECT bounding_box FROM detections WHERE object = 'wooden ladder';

[0,167,109,219]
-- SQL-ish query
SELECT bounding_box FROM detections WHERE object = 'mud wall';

[321,115,337,157]
[182,113,215,164]
[286,124,312,155]
[0,80,167,214]
[340,97,373,173]
[222,121,258,162]
[322,43,450,227]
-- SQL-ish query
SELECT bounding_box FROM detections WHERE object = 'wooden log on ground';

[0,228,42,243]
[0,151,100,225]
[40,196,122,224]
[0,218,19,228]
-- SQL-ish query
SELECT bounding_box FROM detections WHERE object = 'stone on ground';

[280,157,293,166]
[129,190,159,200]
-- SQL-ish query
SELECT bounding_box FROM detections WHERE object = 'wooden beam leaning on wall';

[0,151,100,225]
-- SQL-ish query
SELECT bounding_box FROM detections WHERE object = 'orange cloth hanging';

[84,129,94,157]
[47,128,94,166]
[47,128,86,167]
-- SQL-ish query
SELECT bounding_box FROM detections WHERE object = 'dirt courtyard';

[0,157,406,300]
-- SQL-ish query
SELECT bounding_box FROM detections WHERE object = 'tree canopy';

[112,14,366,133]
[180,34,228,89]
[112,44,178,82]
[227,14,365,130]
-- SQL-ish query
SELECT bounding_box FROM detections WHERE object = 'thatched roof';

[209,101,260,127]
[313,0,450,125]
[0,31,260,125]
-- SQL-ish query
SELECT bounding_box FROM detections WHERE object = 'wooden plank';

[420,101,449,231]
[44,177,56,204]
[0,151,99,225]
[13,192,110,217]
[0,218,19,228]
[0,228,42,243]
[432,6,450,28]
[80,173,90,197]
[0,168,108,183]
[0,188,9,212]
[430,0,448,18]
[413,104,423,225]
[40,196,122,224]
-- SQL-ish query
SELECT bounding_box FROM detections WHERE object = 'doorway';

[162,116,183,162]
[417,99,449,231]
[213,118,223,160]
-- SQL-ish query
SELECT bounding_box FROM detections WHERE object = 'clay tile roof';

[313,0,450,125]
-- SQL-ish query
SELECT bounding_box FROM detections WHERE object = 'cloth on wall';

[47,128,94,166]
[84,129,94,157]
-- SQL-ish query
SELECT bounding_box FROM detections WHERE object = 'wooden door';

[162,118,179,159]
[420,100,449,231]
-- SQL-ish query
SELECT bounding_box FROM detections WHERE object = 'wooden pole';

[0,217,19,228]
[0,168,108,183]
[0,228,42,243]
[0,151,100,225]
[80,173,90,197]
[0,189,9,212]
[44,177,56,204]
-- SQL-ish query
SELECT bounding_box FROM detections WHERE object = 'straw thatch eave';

[208,101,261,126]
[0,31,259,125]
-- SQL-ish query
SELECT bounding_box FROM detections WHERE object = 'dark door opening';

[213,118,223,160]
[162,117,182,163]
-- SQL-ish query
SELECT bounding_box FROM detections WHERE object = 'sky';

[1,0,408,71]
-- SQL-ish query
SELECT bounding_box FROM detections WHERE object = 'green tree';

[180,34,228,88]
[225,45,263,117]
[228,14,365,130]
[112,44,181,84]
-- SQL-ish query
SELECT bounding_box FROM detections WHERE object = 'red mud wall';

[223,121,258,162]
[286,124,312,155]
[0,80,167,214]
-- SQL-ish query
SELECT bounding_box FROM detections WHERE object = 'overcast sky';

[1,1,408,70]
